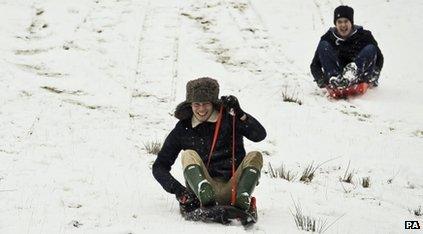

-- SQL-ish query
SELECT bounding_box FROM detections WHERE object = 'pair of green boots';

[184,165,260,211]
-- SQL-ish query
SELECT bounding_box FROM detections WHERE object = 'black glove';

[175,188,200,214]
[316,78,327,88]
[220,95,245,118]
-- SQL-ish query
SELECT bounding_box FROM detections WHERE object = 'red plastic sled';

[326,82,369,99]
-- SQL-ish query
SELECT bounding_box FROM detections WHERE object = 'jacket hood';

[329,25,363,41]
[328,25,362,45]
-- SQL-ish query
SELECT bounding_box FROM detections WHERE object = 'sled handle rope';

[206,106,224,168]
[205,106,238,206]
[230,113,237,205]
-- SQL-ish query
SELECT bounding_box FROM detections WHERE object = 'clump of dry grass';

[281,86,302,105]
[143,140,162,155]
[299,157,340,183]
[300,162,319,183]
[291,199,323,232]
[340,161,354,184]
[268,157,339,184]
[387,170,400,184]
[268,163,297,181]
[409,206,422,217]
[361,177,370,188]
[290,197,344,233]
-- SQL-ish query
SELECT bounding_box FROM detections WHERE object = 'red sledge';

[326,82,369,99]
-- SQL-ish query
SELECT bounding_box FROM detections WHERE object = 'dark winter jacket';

[310,26,384,85]
[152,103,266,195]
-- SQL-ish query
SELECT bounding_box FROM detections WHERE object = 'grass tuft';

[340,161,354,184]
[268,163,297,181]
[409,206,422,217]
[300,162,319,183]
[291,199,321,232]
[290,197,344,233]
[281,86,303,105]
[143,140,162,155]
[361,177,370,188]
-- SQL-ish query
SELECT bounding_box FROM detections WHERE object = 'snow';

[0,0,422,233]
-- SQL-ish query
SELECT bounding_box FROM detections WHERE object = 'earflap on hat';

[334,5,354,25]
[174,101,192,120]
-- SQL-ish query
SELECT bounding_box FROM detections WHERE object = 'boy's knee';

[244,151,263,170]
[181,150,202,168]
[182,149,197,158]
[362,44,377,54]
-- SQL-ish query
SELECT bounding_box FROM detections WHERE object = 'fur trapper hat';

[174,77,220,120]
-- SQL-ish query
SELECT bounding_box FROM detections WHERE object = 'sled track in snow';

[170,7,182,103]
[222,0,301,89]
[132,2,181,101]
[312,0,326,27]
[129,0,152,146]
[129,1,183,146]
[133,1,151,80]
[225,0,288,69]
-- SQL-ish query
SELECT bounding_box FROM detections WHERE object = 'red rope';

[205,106,238,206]
[230,113,237,205]
[206,106,224,169]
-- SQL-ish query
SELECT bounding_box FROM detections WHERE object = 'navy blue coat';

[152,108,266,195]
[310,26,384,85]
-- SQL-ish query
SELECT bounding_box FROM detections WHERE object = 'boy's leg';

[317,41,342,79]
[181,150,216,206]
[355,44,378,83]
[220,151,263,210]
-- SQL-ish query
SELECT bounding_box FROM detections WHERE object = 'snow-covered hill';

[0,0,422,233]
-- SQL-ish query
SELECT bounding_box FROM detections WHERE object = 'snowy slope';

[0,0,422,233]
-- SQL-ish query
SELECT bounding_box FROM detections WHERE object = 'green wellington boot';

[234,167,260,211]
[184,164,216,206]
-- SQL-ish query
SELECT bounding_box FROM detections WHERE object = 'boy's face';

[335,18,353,38]
[191,102,213,122]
